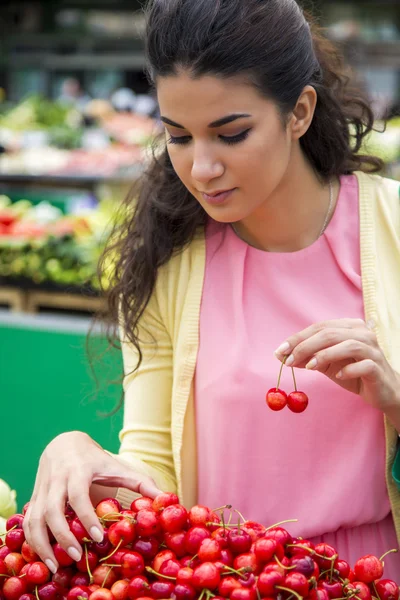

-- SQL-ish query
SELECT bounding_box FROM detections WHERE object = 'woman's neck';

[233,152,340,253]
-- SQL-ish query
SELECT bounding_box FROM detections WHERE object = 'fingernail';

[336,370,343,379]
[285,354,294,367]
[275,342,290,355]
[90,526,103,543]
[45,559,57,574]
[68,547,82,562]
[306,358,318,370]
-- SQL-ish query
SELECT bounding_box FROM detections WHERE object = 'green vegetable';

[0,479,17,519]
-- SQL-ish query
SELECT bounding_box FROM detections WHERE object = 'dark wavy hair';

[100,0,384,369]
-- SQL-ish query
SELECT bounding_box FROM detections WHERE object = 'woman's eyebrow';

[160,113,252,129]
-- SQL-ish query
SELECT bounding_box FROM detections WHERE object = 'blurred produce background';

[0,0,399,508]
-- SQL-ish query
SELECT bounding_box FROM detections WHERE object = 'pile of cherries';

[267,359,309,413]
[0,493,399,600]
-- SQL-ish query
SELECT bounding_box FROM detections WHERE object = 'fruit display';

[0,194,117,291]
[0,96,158,178]
[0,494,398,600]
[267,359,309,413]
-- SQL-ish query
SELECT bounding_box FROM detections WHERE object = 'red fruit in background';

[130,498,153,513]
[230,587,257,600]
[313,543,338,570]
[177,567,194,585]
[152,493,180,513]
[233,552,258,574]
[3,576,27,600]
[266,388,287,411]
[287,391,309,413]
[228,529,252,554]
[136,510,161,538]
[111,579,129,600]
[192,562,220,590]
[218,576,242,597]
[150,581,175,599]
[52,567,74,591]
[188,505,211,528]
[91,565,118,589]
[76,550,98,573]
[185,526,210,555]
[159,558,181,580]
[241,521,266,542]
[71,573,90,587]
[108,519,136,547]
[289,555,315,577]
[89,589,113,600]
[254,538,281,563]
[95,498,121,519]
[37,582,64,600]
[174,583,196,600]
[164,531,187,557]
[4,552,24,575]
[160,505,188,533]
[5,529,25,552]
[120,551,145,578]
[309,590,330,600]
[198,538,222,562]
[5,516,24,531]
[320,580,343,599]
[70,518,90,543]
[152,550,175,572]
[21,541,39,563]
[127,576,150,600]
[349,582,372,600]
[132,536,159,561]
[0,210,17,228]
[0,547,10,561]
[264,526,292,547]
[375,580,400,600]
[26,562,51,585]
[53,543,75,567]
[354,554,383,583]
[67,586,91,600]
[257,570,284,596]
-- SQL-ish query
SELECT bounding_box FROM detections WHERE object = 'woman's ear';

[289,85,318,140]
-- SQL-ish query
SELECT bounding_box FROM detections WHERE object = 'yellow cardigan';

[115,171,400,544]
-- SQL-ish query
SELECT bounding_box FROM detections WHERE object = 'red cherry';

[95,498,121,519]
[308,590,330,600]
[159,505,188,533]
[185,526,210,554]
[257,570,284,596]
[192,562,220,590]
[132,536,160,560]
[127,576,150,600]
[354,554,383,583]
[91,565,118,589]
[284,572,309,597]
[25,562,51,586]
[152,493,180,513]
[150,581,175,599]
[287,391,309,413]
[349,582,372,600]
[335,559,350,577]
[173,583,196,600]
[152,549,176,572]
[89,589,114,600]
[198,538,222,562]
[136,509,161,538]
[177,567,194,585]
[266,388,287,411]
[3,576,27,600]
[130,497,154,513]
[5,515,24,531]
[111,580,130,600]
[254,538,281,563]
[313,543,338,570]
[5,529,25,552]
[120,551,145,579]
[21,541,39,563]
[108,519,136,547]
[69,518,89,543]
[227,529,252,554]
[218,576,241,597]
[67,588,91,600]
[164,531,187,557]
[53,543,75,567]
[51,567,74,592]
[375,579,400,600]
[320,580,343,599]
[188,505,211,528]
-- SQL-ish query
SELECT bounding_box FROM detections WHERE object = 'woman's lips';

[201,189,236,205]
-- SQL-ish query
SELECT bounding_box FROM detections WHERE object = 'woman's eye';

[167,128,252,146]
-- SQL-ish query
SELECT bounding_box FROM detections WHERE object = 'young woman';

[24,0,400,579]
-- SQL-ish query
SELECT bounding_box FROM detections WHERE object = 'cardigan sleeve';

[113,288,177,508]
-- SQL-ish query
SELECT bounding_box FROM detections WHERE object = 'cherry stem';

[379,548,398,562]
[35,586,40,600]
[101,566,114,588]
[276,357,287,389]
[273,554,295,571]
[99,512,123,523]
[213,504,232,513]
[222,566,250,577]
[265,519,298,531]
[291,367,297,392]
[85,543,94,584]
[372,582,380,600]
[276,586,303,600]
[232,508,247,524]
[145,566,176,581]
[99,539,123,562]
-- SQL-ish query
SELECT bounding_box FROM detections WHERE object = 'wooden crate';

[0,286,29,312]
[25,290,106,315]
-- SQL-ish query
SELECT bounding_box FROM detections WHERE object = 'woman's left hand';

[274,318,400,413]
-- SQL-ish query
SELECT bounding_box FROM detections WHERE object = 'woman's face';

[157,72,295,223]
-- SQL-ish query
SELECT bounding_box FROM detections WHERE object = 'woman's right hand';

[23,431,163,573]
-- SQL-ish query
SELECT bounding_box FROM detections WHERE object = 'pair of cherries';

[266,356,309,413]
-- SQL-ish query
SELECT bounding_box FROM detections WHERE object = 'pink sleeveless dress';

[194,175,400,578]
